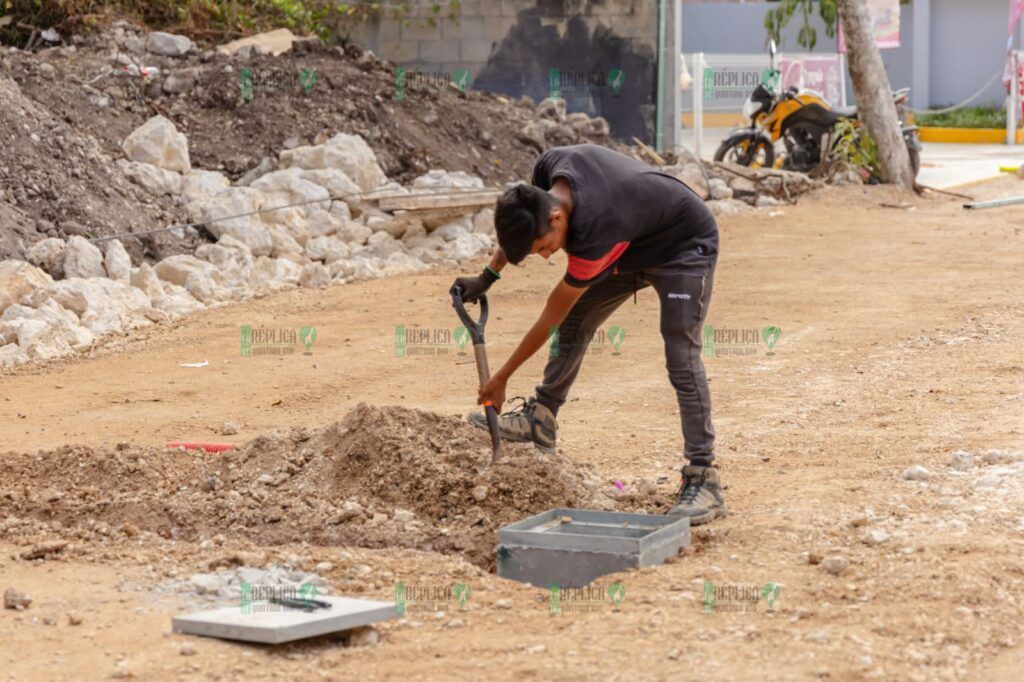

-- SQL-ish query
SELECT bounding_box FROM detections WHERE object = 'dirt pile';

[0,22,624,261]
[0,404,657,568]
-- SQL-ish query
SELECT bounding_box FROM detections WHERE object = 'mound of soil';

[0,405,655,568]
[0,24,626,261]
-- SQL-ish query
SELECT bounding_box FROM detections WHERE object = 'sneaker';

[468,396,557,454]
[668,465,727,525]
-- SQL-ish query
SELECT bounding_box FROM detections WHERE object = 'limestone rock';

[122,115,191,173]
[26,238,66,278]
[537,97,566,121]
[412,169,484,190]
[669,163,709,199]
[305,236,351,264]
[25,278,161,336]
[0,260,53,314]
[103,240,132,283]
[472,208,495,234]
[182,169,230,204]
[130,263,165,299]
[299,262,330,288]
[62,237,106,279]
[280,133,388,192]
[146,31,195,57]
[200,187,273,256]
[154,255,217,288]
[117,160,183,195]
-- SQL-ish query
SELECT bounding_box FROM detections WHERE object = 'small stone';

[864,529,889,545]
[471,485,488,502]
[949,451,974,472]
[667,649,680,660]
[179,643,197,656]
[68,612,83,625]
[221,421,238,435]
[446,618,464,628]
[975,474,1003,489]
[43,616,57,626]
[392,509,415,523]
[4,588,32,610]
[822,556,849,576]
[807,552,823,565]
[525,643,547,654]
[495,599,512,609]
[849,516,869,528]
[345,626,379,647]
[948,519,968,532]
[315,562,333,572]
[901,465,932,482]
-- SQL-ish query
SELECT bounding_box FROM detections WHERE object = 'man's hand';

[478,374,507,409]
[450,267,499,303]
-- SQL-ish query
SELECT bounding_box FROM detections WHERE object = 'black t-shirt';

[531,144,718,287]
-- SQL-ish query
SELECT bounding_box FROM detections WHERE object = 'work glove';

[450,267,499,303]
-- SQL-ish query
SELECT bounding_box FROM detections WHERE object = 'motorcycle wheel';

[714,137,775,169]
[908,144,921,178]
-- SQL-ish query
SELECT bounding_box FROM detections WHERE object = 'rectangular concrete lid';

[171,595,396,644]
[498,508,689,555]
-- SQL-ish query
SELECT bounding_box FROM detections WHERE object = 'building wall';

[680,0,1012,109]
[339,0,660,142]
[929,0,1008,107]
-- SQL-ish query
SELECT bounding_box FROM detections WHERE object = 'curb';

[918,127,1023,144]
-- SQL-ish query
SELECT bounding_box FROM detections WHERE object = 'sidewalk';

[678,129,1021,189]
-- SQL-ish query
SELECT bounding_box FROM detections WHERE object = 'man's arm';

[487,247,508,275]
[478,279,586,407]
[451,248,507,303]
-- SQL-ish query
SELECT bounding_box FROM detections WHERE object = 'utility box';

[497,508,690,588]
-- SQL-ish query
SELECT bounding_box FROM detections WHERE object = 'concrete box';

[497,508,690,588]
[172,596,396,644]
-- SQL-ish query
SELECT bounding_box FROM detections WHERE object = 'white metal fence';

[683,52,848,159]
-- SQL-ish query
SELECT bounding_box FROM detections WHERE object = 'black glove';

[450,267,499,303]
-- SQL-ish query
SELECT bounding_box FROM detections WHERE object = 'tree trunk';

[837,0,913,189]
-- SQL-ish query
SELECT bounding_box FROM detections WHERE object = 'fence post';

[694,52,705,160]
[1008,51,1019,146]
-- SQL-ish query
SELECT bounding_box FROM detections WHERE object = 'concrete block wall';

[339,1,661,142]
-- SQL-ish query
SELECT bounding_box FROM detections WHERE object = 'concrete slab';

[497,508,690,588]
[172,596,396,644]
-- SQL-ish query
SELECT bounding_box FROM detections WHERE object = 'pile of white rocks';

[0,115,495,368]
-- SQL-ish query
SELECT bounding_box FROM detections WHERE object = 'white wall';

[681,0,1015,109]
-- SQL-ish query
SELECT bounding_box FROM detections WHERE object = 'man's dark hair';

[494,184,557,264]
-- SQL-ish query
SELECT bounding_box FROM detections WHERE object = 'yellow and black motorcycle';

[714,45,921,177]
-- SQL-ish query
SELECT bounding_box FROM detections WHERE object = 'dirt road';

[1,181,1023,680]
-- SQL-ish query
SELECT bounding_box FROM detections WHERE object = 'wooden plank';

[378,190,500,212]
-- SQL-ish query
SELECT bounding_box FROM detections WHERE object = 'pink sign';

[1012,0,1024,34]
[780,57,843,105]
[839,0,901,52]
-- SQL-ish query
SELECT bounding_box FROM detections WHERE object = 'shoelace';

[678,472,708,503]
[503,396,531,416]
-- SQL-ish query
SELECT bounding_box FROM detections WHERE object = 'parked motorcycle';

[714,42,921,178]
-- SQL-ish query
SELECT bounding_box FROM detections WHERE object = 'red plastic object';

[166,441,235,453]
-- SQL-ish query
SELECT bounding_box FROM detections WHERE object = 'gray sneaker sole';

[466,413,556,455]
[669,504,728,526]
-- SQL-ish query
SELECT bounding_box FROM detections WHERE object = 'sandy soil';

[1,180,1023,681]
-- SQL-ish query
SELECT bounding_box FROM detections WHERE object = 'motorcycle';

[714,42,921,178]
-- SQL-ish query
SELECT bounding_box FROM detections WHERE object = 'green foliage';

[765,0,911,52]
[832,118,879,177]
[916,106,1006,129]
[0,0,420,45]
[764,0,838,51]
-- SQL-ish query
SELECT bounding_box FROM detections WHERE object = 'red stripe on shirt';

[566,241,630,282]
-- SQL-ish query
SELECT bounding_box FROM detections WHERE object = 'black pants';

[536,257,716,466]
